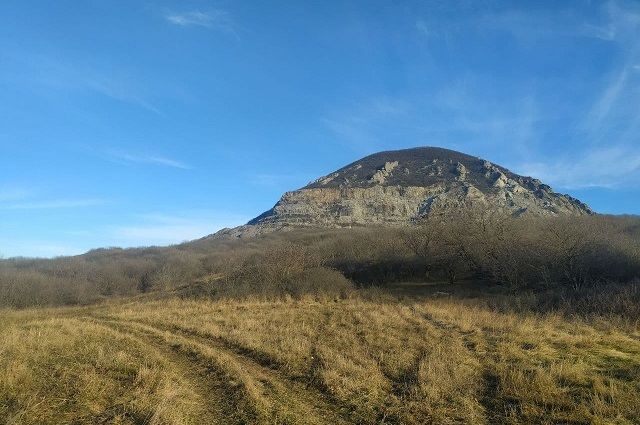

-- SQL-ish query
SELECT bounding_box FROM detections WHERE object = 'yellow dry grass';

[1,296,639,424]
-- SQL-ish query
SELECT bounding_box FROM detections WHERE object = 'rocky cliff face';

[215,147,592,238]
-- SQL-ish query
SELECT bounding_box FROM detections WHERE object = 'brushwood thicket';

[1,212,639,318]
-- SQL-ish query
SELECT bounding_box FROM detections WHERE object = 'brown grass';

[2,295,638,424]
[0,309,228,424]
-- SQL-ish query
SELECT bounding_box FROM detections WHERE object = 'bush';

[484,279,640,324]
[1,214,638,310]
[282,267,353,300]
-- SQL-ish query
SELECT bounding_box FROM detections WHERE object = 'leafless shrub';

[1,214,638,311]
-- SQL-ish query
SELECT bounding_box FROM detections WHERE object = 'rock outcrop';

[214,147,592,238]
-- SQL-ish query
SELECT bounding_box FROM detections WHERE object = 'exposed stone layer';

[214,147,592,238]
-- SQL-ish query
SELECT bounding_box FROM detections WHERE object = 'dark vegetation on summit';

[305,147,515,189]
[245,147,591,231]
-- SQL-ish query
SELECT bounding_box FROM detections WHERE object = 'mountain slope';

[219,147,591,237]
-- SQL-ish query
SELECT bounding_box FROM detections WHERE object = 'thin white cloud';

[110,152,192,170]
[321,0,640,195]
[588,66,630,127]
[114,223,210,245]
[517,146,640,189]
[322,85,543,162]
[322,97,410,152]
[600,0,640,41]
[436,82,540,150]
[0,198,107,210]
[415,19,430,36]
[411,0,636,45]
[250,173,315,188]
[0,212,248,258]
[1,47,165,115]
[84,77,162,115]
[111,212,248,246]
[166,11,213,27]
[574,3,640,182]
[0,239,84,258]
[582,22,617,41]
[583,1,640,133]
[477,3,630,42]
[0,186,107,212]
[165,10,237,35]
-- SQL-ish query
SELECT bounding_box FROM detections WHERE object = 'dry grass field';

[2,294,639,424]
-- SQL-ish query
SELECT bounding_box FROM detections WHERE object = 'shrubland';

[2,213,638,320]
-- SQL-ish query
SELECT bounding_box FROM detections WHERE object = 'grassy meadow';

[2,214,639,423]
[2,294,639,424]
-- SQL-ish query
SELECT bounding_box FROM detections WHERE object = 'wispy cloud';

[111,212,247,246]
[434,81,541,154]
[165,10,237,35]
[409,0,640,191]
[0,184,107,211]
[580,1,640,154]
[415,19,430,37]
[479,10,607,41]
[322,97,410,152]
[477,0,640,42]
[588,66,631,128]
[109,151,192,169]
[3,51,163,115]
[250,173,315,189]
[166,11,215,27]
[411,0,638,45]
[412,3,624,43]
[594,0,640,42]
[323,78,543,161]
[0,239,84,258]
[517,146,640,189]
[0,198,107,210]
[84,77,163,115]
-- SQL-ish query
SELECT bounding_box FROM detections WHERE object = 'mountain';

[215,147,592,237]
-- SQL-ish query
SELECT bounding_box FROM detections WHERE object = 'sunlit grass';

[2,296,639,424]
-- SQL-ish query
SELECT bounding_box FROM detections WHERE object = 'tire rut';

[87,318,246,424]
[417,310,504,424]
[90,315,353,425]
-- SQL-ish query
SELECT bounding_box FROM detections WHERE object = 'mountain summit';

[218,147,592,237]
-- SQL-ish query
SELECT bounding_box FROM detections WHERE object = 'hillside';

[219,147,591,238]
[1,154,639,424]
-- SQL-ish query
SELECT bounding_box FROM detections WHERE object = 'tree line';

[1,212,639,318]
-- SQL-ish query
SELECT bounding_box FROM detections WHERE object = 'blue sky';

[1,0,639,257]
